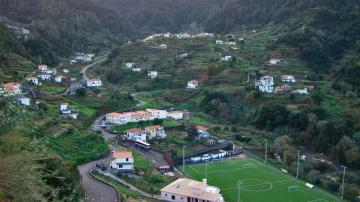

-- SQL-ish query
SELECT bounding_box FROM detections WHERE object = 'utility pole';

[296,150,300,178]
[182,145,186,172]
[264,139,268,164]
[237,180,242,202]
[341,166,346,199]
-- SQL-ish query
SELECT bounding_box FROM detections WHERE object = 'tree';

[186,126,198,141]
[336,136,359,166]
[271,135,296,165]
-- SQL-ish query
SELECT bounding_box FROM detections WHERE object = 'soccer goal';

[288,185,299,192]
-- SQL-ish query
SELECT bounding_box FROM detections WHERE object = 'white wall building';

[221,56,232,62]
[256,76,274,93]
[17,97,30,106]
[145,125,166,139]
[187,80,199,89]
[87,78,102,87]
[148,71,158,79]
[38,64,48,71]
[270,58,281,65]
[292,88,309,95]
[167,111,184,120]
[215,40,224,45]
[55,76,65,83]
[38,73,52,81]
[125,128,147,142]
[161,178,224,202]
[146,109,167,119]
[281,75,296,83]
[110,151,134,172]
[126,63,136,69]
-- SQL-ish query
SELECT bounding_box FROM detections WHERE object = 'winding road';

[81,57,106,81]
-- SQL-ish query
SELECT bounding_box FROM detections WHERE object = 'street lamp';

[264,139,268,164]
[296,150,300,178]
[237,180,243,202]
[182,145,186,173]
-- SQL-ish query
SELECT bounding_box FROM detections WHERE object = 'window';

[119,165,123,168]
[126,158,129,161]
[171,195,175,200]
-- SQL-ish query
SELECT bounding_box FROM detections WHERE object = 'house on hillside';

[55,75,66,83]
[38,64,48,72]
[59,103,79,119]
[63,69,70,74]
[145,125,166,139]
[281,75,296,83]
[27,77,39,85]
[159,44,168,50]
[126,63,136,69]
[178,52,189,58]
[195,125,210,140]
[225,41,236,46]
[146,109,167,119]
[86,78,102,87]
[269,58,282,65]
[187,80,199,89]
[38,72,52,81]
[161,178,224,202]
[148,71,158,79]
[132,67,142,72]
[125,128,147,142]
[167,111,184,120]
[106,112,127,125]
[16,97,30,106]
[221,56,232,62]
[292,88,309,95]
[3,82,22,96]
[216,40,224,45]
[274,84,292,94]
[110,151,134,172]
[164,32,171,38]
[255,76,274,93]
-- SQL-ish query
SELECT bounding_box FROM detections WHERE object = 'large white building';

[106,109,170,125]
[281,75,296,83]
[110,151,134,172]
[161,178,224,202]
[255,76,274,93]
[187,80,199,89]
[167,111,184,120]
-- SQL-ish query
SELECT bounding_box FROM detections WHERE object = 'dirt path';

[81,57,106,81]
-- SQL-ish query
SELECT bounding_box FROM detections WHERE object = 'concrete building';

[110,151,134,172]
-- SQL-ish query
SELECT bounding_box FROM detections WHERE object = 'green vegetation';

[47,129,108,165]
[185,159,343,202]
[41,85,66,94]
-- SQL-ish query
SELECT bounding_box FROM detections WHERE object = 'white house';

[17,97,30,106]
[281,75,296,83]
[63,69,70,74]
[126,63,136,69]
[145,125,166,139]
[164,32,171,38]
[3,83,21,96]
[60,103,69,112]
[256,76,274,93]
[132,67,142,72]
[38,64,48,72]
[38,73,52,81]
[125,128,147,142]
[187,80,199,89]
[159,44,168,49]
[221,56,232,62]
[161,178,224,202]
[215,40,224,45]
[146,109,167,119]
[55,76,65,83]
[270,58,281,65]
[87,78,102,87]
[110,151,134,172]
[178,52,189,58]
[148,71,158,79]
[225,41,236,46]
[167,111,184,120]
[195,126,210,140]
[27,77,39,85]
[292,88,309,95]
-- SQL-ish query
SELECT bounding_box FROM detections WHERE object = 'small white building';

[215,40,224,45]
[270,58,281,65]
[167,111,184,120]
[187,80,199,89]
[126,63,136,69]
[38,64,48,72]
[145,125,166,139]
[221,56,232,62]
[159,44,168,49]
[148,71,158,79]
[63,69,70,74]
[161,178,224,202]
[17,97,30,106]
[281,75,296,83]
[195,126,210,140]
[292,88,309,95]
[178,52,189,58]
[27,77,39,85]
[38,73,52,81]
[125,128,147,142]
[60,103,69,112]
[55,76,65,83]
[87,78,102,87]
[164,32,171,38]
[132,67,142,72]
[110,151,134,172]
[225,41,236,46]
[256,76,274,93]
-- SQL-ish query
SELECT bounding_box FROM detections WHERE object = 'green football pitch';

[184,158,343,202]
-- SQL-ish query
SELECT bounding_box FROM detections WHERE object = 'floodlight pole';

[182,145,185,173]
[205,160,208,180]
[341,166,346,199]
[237,180,241,202]
[296,150,300,178]
[264,139,268,164]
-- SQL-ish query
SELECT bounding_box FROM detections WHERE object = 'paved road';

[81,58,106,81]
[78,116,119,202]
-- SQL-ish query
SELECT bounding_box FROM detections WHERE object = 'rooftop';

[113,151,133,159]
[126,128,144,133]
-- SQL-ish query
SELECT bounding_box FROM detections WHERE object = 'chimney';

[202,179,207,185]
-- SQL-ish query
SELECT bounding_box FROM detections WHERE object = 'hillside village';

[1,28,359,202]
